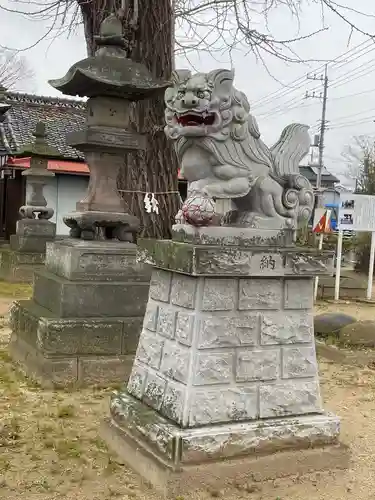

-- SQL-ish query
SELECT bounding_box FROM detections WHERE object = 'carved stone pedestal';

[9,239,150,387]
[103,237,349,498]
[0,219,56,283]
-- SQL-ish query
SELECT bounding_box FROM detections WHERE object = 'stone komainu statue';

[164,69,314,231]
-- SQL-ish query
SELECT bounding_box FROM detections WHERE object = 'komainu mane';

[164,68,314,231]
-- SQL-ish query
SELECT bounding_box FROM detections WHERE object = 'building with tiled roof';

[0,90,85,158]
[0,89,188,238]
[0,89,90,237]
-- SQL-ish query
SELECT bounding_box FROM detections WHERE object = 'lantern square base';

[8,239,150,387]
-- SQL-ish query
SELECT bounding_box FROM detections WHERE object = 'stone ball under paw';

[182,196,217,227]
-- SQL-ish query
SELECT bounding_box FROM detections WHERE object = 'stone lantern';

[8,13,168,388]
[0,121,57,282]
[48,13,168,241]
[16,121,56,242]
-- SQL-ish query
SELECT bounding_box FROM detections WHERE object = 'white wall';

[56,175,89,235]
[26,174,89,235]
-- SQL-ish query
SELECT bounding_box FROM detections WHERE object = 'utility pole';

[306,66,329,303]
[305,64,329,203]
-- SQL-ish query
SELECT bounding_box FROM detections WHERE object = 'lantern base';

[63,210,139,242]
[8,239,151,387]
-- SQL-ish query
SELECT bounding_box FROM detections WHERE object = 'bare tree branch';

[0,48,34,90]
[0,0,373,64]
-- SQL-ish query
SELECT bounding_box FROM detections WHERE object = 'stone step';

[32,269,149,318]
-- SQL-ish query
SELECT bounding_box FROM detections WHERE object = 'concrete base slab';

[101,416,350,499]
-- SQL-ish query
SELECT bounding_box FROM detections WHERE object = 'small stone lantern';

[13,121,57,252]
[48,13,168,241]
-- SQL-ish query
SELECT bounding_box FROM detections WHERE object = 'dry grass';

[0,280,32,299]
[1,292,375,499]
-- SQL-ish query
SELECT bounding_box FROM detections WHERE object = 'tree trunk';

[78,0,178,239]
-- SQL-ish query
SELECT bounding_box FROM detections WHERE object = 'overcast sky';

[1,0,375,187]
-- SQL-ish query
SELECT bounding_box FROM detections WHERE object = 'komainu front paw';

[221,210,240,225]
[175,209,186,224]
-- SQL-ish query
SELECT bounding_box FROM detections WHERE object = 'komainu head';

[164,68,251,142]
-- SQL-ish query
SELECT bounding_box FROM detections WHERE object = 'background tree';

[342,136,375,194]
[342,136,375,273]
[0,48,34,91]
[0,0,373,238]
[73,0,179,239]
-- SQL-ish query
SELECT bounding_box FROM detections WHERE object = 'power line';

[260,55,375,120]
[252,39,375,110]
[329,106,375,127]
[332,43,375,71]
[260,87,375,120]
[329,117,375,130]
[330,61,375,90]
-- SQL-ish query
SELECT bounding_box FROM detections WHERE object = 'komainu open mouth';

[176,112,215,127]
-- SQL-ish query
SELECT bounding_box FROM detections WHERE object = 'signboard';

[335,193,375,302]
[338,193,375,231]
[313,209,332,233]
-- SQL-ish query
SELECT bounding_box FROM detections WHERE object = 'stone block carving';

[202,278,237,311]
[175,312,195,346]
[282,346,318,379]
[194,352,234,385]
[144,301,159,332]
[149,269,172,302]
[197,313,259,348]
[236,349,280,381]
[171,274,197,308]
[284,279,313,309]
[189,386,258,426]
[260,380,322,418]
[157,307,176,339]
[239,279,282,310]
[143,372,167,410]
[160,341,190,384]
[125,264,325,429]
[127,362,147,399]
[135,331,164,370]
[261,311,313,344]
[161,380,185,423]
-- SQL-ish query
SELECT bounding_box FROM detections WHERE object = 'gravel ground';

[1,295,375,499]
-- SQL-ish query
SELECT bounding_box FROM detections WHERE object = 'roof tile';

[0,91,85,160]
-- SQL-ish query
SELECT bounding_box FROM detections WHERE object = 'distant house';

[299,165,340,190]
[299,162,341,206]
[0,89,186,239]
